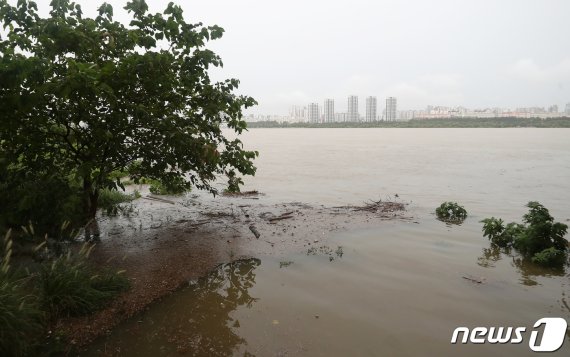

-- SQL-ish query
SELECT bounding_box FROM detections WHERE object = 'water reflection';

[84,219,101,242]
[86,258,260,356]
[477,245,567,286]
[476,245,506,268]
[177,258,260,356]
[511,256,566,286]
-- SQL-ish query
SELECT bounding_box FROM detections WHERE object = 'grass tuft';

[0,232,44,356]
[39,244,129,319]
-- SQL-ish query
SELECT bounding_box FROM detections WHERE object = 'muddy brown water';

[85,128,570,356]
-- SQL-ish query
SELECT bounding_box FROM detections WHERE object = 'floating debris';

[279,261,294,268]
[462,274,486,284]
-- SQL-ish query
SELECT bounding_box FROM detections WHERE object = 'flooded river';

[86,128,570,356]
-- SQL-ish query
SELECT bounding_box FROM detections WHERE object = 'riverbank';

[245,117,570,128]
[59,190,413,348]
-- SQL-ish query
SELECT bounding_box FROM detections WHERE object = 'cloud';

[508,58,570,82]
[418,74,463,90]
[389,82,428,98]
[250,90,311,114]
[341,74,376,95]
[383,73,465,108]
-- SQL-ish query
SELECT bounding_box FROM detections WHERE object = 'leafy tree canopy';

[0,0,257,218]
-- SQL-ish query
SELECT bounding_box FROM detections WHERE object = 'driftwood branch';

[268,211,295,223]
[144,195,176,204]
[249,225,260,239]
[335,200,405,213]
[462,275,485,284]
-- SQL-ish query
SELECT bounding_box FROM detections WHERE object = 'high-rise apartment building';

[324,99,335,123]
[289,105,306,122]
[335,113,348,122]
[385,97,397,121]
[307,103,320,123]
[566,103,570,115]
[348,95,359,122]
[365,96,377,122]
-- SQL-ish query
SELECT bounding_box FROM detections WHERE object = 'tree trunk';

[83,177,99,219]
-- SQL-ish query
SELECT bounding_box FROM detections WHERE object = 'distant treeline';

[246,117,570,128]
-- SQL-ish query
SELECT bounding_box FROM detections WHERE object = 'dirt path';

[59,191,413,348]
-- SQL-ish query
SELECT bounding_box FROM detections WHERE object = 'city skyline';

[256,95,570,123]
[257,93,570,121]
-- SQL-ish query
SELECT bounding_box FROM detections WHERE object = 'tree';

[0,0,257,219]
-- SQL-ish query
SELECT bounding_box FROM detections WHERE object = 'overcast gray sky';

[29,0,570,114]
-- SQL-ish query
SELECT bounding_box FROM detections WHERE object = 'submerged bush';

[40,245,129,318]
[480,218,525,247]
[435,202,467,223]
[148,177,189,195]
[531,247,566,266]
[481,202,568,266]
[98,189,140,216]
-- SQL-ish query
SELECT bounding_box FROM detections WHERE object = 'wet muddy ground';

[60,188,413,347]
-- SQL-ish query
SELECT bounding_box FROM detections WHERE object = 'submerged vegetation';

[148,178,189,196]
[435,202,467,223]
[98,188,140,215]
[481,202,569,267]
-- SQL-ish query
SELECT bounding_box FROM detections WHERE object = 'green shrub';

[481,202,568,267]
[108,170,129,181]
[126,161,189,195]
[435,202,467,223]
[98,189,140,216]
[148,177,189,195]
[0,234,44,356]
[480,218,524,247]
[504,222,525,242]
[480,217,505,241]
[98,189,138,208]
[0,169,83,237]
[39,245,129,318]
[514,202,568,254]
[531,247,566,266]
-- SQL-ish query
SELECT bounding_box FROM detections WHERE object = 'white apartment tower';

[307,103,320,123]
[289,105,306,122]
[385,97,397,121]
[366,96,377,122]
[324,99,335,123]
[348,95,359,122]
[566,103,570,115]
